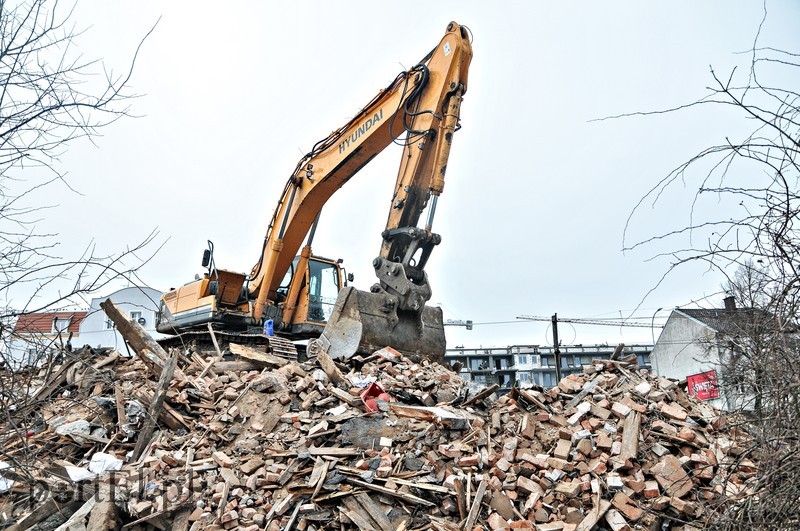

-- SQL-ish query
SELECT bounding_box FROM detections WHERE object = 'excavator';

[156,21,472,363]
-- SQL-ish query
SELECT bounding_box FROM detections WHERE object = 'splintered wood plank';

[307,447,360,457]
[454,476,466,519]
[132,349,178,460]
[620,411,641,462]
[463,384,500,406]
[100,299,170,377]
[230,342,289,367]
[388,404,468,428]
[343,508,376,530]
[576,499,612,531]
[114,383,127,433]
[355,493,393,531]
[313,341,348,388]
[463,480,487,530]
[347,478,435,507]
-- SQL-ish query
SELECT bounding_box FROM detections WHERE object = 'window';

[105,319,115,330]
[130,311,145,326]
[307,259,340,323]
[519,372,530,382]
[518,354,528,365]
[52,317,71,333]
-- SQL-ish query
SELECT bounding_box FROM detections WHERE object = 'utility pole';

[552,313,562,382]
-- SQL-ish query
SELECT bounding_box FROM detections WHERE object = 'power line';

[517,315,664,328]
[464,316,668,327]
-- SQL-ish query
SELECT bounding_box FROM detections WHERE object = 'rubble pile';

[1,313,758,530]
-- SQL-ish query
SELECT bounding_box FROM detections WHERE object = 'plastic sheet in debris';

[64,452,124,482]
[89,452,123,474]
[55,419,92,442]
[0,461,14,493]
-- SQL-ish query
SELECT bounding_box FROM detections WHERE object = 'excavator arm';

[249,21,472,340]
[158,22,472,362]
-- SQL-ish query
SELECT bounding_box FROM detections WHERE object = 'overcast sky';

[24,1,800,349]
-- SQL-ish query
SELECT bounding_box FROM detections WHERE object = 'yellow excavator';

[157,21,472,362]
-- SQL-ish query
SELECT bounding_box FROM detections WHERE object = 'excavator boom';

[250,21,472,362]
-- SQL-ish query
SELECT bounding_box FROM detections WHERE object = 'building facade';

[444,346,521,394]
[78,286,165,350]
[523,344,653,388]
[445,343,653,394]
[650,298,761,410]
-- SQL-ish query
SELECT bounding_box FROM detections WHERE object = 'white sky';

[24,1,800,349]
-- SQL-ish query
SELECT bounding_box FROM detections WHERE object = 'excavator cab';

[157,243,346,340]
[275,254,345,334]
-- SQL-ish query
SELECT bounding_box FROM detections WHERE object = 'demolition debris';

[0,301,758,530]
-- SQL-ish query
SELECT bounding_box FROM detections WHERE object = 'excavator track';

[157,329,300,360]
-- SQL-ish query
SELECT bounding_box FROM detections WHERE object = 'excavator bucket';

[318,286,446,363]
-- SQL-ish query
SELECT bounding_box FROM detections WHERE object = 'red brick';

[650,454,693,498]
[516,475,544,496]
[212,451,234,468]
[611,492,643,521]
[660,403,688,421]
[643,480,660,498]
[487,512,508,530]
[553,439,572,460]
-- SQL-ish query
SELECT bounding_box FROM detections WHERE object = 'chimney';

[723,296,736,311]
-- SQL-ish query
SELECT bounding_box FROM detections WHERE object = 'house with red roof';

[5,310,87,369]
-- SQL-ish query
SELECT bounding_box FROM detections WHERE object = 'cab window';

[307,259,340,322]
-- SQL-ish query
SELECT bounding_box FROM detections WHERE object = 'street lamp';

[651,307,663,375]
[651,308,663,345]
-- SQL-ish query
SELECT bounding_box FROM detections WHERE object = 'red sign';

[687,370,720,400]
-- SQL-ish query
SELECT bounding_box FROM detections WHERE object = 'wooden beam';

[132,348,178,460]
[576,499,612,531]
[619,411,641,462]
[312,340,347,388]
[212,360,259,372]
[463,384,500,406]
[347,478,435,507]
[307,447,360,457]
[463,480,487,530]
[101,299,166,368]
[197,323,223,378]
[355,493,393,531]
[454,477,466,520]
[229,342,289,367]
[133,389,191,431]
[114,383,127,434]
